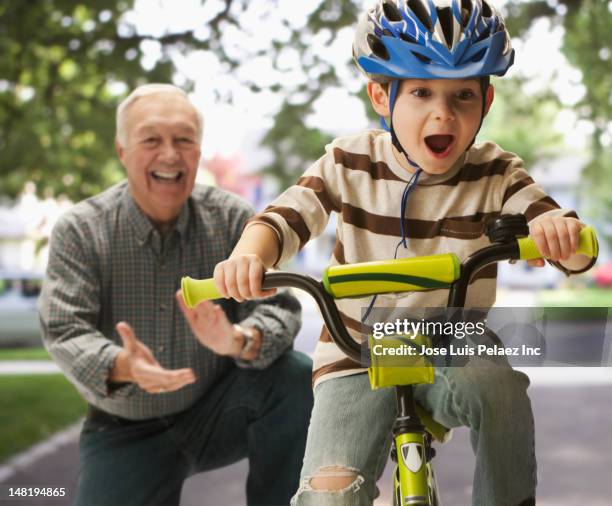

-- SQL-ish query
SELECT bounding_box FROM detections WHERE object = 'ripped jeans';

[291,358,536,506]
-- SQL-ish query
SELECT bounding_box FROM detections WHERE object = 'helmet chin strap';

[380,80,421,169]
[468,77,491,149]
[364,79,422,325]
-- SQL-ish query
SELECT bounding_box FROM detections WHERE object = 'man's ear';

[483,84,495,117]
[115,138,125,163]
[367,81,391,117]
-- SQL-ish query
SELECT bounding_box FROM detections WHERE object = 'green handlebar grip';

[322,253,461,298]
[181,277,221,308]
[518,226,598,261]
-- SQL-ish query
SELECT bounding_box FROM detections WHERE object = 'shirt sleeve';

[499,157,597,275]
[245,143,342,266]
[38,215,136,400]
[224,197,303,369]
[233,292,302,369]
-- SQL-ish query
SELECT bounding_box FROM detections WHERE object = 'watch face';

[242,331,254,350]
[235,325,256,359]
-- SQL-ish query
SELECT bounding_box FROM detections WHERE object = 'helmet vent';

[414,52,432,64]
[399,32,418,44]
[367,34,390,60]
[437,6,455,49]
[475,26,490,43]
[460,0,473,28]
[481,0,493,18]
[471,48,486,62]
[407,0,433,32]
[382,1,403,22]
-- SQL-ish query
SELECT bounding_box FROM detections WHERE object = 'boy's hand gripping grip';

[517,226,598,261]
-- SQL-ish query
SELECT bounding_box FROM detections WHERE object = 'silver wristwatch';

[234,324,256,359]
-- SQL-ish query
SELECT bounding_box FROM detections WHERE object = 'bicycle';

[181,214,598,506]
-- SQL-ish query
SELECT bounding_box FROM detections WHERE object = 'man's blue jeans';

[75,351,313,506]
[291,357,536,506]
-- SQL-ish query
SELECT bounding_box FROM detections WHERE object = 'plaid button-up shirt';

[39,181,302,420]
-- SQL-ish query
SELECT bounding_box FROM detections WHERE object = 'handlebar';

[181,225,598,364]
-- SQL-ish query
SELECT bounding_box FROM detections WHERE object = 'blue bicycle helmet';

[353,0,514,81]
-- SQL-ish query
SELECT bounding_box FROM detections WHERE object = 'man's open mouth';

[151,170,183,182]
[424,135,455,156]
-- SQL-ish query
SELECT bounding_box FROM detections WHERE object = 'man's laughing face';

[116,92,201,228]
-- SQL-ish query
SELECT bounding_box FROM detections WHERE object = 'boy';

[214,1,595,504]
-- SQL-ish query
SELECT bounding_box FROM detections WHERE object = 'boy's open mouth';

[424,135,455,157]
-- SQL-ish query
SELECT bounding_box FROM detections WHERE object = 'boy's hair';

[116,84,204,147]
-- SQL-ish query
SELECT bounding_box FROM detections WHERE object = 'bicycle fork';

[391,386,440,506]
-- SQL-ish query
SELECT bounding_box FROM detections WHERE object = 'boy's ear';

[483,84,495,117]
[367,81,391,117]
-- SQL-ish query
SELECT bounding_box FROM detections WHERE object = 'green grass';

[535,287,612,321]
[536,287,612,308]
[0,347,50,361]
[0,374,86,462]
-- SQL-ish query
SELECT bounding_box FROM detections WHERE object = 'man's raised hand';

[110,321,196,394]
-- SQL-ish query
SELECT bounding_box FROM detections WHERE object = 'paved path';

[2,295,612,505]
[2,384,611,506]
[0,361,60,375]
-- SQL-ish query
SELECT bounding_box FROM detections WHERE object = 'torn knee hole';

[309,466,362,491]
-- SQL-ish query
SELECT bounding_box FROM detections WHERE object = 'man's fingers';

[137,343,160,366]
[132,362,196,393]
[116,322,139,353]
[176,290,197,324]
[116,323,159,365]
[193,299,214,318]
[153,369,196,392]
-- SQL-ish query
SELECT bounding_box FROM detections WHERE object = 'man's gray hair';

[115,83,204,146]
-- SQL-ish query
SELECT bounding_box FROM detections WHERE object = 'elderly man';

[39,84,313,506]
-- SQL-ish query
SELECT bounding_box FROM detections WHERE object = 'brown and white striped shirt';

[248,129,591,387]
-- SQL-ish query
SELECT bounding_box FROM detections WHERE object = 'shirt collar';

[122,185,190,244]
[174,200,190,238]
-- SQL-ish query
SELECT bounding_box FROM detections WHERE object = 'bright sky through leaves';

[119,0,596,159]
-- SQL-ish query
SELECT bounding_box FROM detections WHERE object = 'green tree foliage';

[1,0,610,214]
[505,0,611,147]
[505,0,612,235]
[0,0,231,201]
[479,76,564,170]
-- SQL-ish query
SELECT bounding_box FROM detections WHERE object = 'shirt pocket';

[439,216,487,240]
